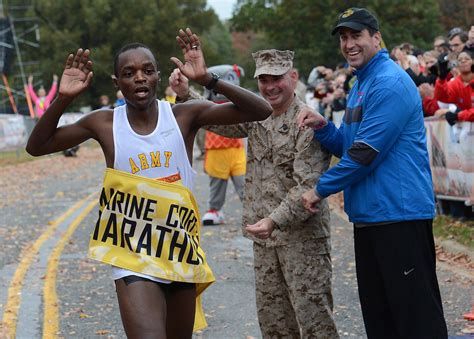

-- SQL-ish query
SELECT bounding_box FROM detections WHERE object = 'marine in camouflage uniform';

[207,50,338,338]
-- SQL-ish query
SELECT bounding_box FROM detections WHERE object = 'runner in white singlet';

[26,28,272,338]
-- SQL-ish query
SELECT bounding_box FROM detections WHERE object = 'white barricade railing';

[424,117,473,206]
[0,114,28,151]
[0,113,84,151]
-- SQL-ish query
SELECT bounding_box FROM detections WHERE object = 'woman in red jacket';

[435,51,474,124]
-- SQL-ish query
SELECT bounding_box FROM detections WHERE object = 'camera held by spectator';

[437,52,454,79]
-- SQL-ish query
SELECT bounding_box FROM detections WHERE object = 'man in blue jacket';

[298,7,448,338]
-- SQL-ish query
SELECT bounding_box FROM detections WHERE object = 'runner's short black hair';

[113,43,158,77]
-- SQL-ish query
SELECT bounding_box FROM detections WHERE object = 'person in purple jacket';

[298,7,448,339]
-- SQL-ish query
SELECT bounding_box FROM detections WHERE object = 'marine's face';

[114,47,160,110]
[339,27,381,69]
[257,70,297,111]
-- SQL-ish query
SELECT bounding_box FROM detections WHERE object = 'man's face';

[257,70,297,110]
[424,54,438,69]
[449,35,465,53]
[339,27,381,69]
[114,47,160,110]
[434,38,446,53]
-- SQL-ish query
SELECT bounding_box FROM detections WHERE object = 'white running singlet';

[111,99,196,282]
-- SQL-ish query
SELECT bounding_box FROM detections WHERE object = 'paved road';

[0,146,472,338]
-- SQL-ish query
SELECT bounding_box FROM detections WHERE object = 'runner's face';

[115,48,160,110]
[339,28,381,69]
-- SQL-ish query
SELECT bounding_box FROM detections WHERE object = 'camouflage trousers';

[253,238,339,339]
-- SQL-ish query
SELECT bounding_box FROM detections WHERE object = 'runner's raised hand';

[59,48,93,98]
[170,28,208,85]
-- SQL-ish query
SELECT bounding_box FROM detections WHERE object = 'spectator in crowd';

[399,42,414,55]
[113,89,125,107]
[407,54,421,75]
[27,74,58,118]
[413,48,426,73]
[98,94,112,109]
[435,50,474,124]
[419,83,442,117]
[448,27,468,54]
[465,25,474,53]
[330,73,348,112]
[294,68,308,102]
[424,50,440,72]
[198,64,247,226]
[392,47,437,86]
[433,36,450,54]
[298,8,448,338]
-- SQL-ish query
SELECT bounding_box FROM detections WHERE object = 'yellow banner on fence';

[88,168,215,329]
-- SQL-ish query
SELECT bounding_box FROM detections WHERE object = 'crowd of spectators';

[303,25,474,127]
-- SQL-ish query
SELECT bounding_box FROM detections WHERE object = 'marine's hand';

[169,68,190,99]
[245,218,275,239]
[301,189,321,213]
[59,49,93,98]
[170,28,208,85]
[297,106,327,130]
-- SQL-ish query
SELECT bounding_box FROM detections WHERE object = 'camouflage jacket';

[207,96,331,247]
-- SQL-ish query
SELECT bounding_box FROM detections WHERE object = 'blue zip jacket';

[314,49,435,223]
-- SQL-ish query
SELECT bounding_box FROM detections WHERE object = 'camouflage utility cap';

[252,49,294,78]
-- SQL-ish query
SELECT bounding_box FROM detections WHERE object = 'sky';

[207,0,238,21]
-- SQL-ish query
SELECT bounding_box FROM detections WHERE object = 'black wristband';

[205,72,220,90]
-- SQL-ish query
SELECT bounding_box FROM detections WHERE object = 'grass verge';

[433,214,474,249]
[0,140,100,167]
[0,148,36,167]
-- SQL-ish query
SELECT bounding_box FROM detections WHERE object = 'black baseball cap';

[332,8,379,35]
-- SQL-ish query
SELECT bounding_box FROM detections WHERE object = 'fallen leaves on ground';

[436,244,473,271]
